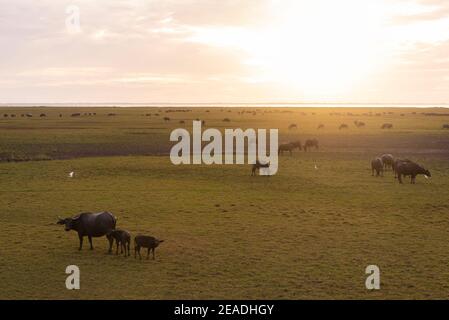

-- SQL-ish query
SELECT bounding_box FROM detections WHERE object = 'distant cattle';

[3,114,8,117]
[339,124,348,130]
[381,123,393,129]
[443,124,449,129]
[251,160,270,176]
[223,118,231,122]
[288,123,298,130]
[40,113,46,117]
[108,113,116,116]
[354,120,365,128]
[317,124,324,129]
[179,120,185,124]
[10,114,16,118]
[134,235,164,260]
[303,139,319,152]
[395,160,431,184]
[26,113,33,118]
[71,113,81,117]
[371,158,384,177]
[380,154,394,170]
[278,143,294,155]
[163,117,170,122]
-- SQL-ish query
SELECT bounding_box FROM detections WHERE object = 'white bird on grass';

[69,172,74,178]
[314,164,318,170]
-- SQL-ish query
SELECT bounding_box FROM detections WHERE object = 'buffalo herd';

[57,211,164,260]
[371,154,431,184]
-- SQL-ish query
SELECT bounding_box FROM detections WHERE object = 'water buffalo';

[381,154,394,170]
[317,124,324,130]
[371,158,384,176]
[134,235,164,260]
[109,229,131,256]
[288,123,298,130]
[395,160,431,184]
[278,143,294,155]
[392,159,411,178]
[57,211,117,252]
[443,124,449,129]
[339,124,348,130]
[381,123,393,129]
[303,139,319,152]
[251,160,270,176]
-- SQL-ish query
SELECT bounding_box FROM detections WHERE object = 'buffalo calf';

[109,229,131,257]
[134,235,164,260]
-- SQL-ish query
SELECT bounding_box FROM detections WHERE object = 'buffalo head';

[57,215,80,231]
[424,169,431,178]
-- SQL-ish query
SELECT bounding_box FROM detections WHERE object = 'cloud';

[0,0,449,103]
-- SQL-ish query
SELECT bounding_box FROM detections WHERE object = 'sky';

[1,0,449,104]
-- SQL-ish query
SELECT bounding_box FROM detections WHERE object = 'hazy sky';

[1,0,449,103]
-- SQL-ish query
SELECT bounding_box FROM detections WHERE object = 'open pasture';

[1,107,449,299]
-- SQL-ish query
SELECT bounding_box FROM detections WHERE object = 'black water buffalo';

[339,124,348,130]
[381,154,394,170]
[371,158,384,176]
[443,124,449,129]
[57,211,117,252]
[395,160,431,184]
[303,139,319,151]
[381,123,393,129]
[134,235,164,260]
[278,143,294,155]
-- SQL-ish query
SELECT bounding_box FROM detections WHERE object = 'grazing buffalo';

[303,139,319,152]
[251,160,270,176]
[288,123,298,130]
[393,159,411,178]
[395,160,431,184]
[339,124,348,130]
[57,211,117,252]
[163,117,170,122]
[134,235,164,260]
[354,120,365,128]
[381,123,393,129]
[317,124,324,130]
[109,229,131,256]
[278,143,294,155]
[380,154,394,170]
[443,124,449,129]
[371,158,384,176]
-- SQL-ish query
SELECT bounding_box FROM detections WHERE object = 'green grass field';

[1,107,449,299]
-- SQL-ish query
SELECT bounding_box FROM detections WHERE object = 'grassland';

[1,106,449,299]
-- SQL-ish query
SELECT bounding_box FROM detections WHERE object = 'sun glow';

[190,0,391,99]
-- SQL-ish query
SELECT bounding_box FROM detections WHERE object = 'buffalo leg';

[128,242,131,256]
[147,248,150,260]
[88,236,93,250]
[152,248,155,260]
[116,241,119,255]
[78,234,83,250]
[106,234,113,254]
[398,174,403,184]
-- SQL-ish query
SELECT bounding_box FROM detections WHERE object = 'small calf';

[109,229,131,256]
[134,235,164,260]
